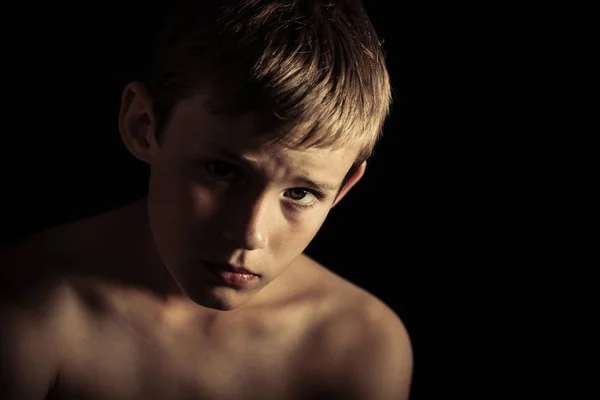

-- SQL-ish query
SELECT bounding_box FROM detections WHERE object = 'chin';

[183,285,253,311]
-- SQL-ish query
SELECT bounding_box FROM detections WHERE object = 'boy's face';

[122,87,364,311]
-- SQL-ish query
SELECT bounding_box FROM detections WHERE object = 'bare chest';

[52,295,312,400]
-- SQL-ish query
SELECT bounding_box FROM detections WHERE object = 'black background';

[1,1,514,399]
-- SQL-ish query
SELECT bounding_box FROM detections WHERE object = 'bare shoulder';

[0,232,67,305]
[0,232,86,327]
[0,210,121,304]
[0,237,80,399]
[294,255,413,400]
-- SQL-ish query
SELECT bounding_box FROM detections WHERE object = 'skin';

[120,82,365,311]
[0,82,413,400]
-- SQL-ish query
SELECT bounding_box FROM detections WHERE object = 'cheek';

[272,212,329,253]
[186,183,238,238]
[188,185,215,214]
[149,159,185,199]
[148,163,212,233]
[152,161,214,213]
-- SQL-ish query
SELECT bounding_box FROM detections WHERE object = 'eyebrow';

[211,147,341,195]
[293,177,341,194]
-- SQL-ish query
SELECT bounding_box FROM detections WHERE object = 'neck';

[99,198,185,302]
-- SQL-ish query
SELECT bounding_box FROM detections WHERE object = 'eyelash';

[286,189,323,210]
[204,161,323,210]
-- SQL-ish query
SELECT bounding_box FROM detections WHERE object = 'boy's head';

[147,0,391,168]
[119,0,391,310]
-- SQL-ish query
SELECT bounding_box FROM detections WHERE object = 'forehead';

[163,94,359,175]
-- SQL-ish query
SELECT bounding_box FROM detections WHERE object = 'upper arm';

[348,307,413,400]
[314,296,414,400]
[0,295,62,399]
[346,300,413,400]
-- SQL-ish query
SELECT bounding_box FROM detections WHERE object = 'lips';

[202,261,261,288]
[204,261,261,277]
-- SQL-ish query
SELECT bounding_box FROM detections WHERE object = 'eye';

[284,188,318,207]
[205,161,236,180]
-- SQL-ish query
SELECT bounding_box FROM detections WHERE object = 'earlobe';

[332,161,367,207]
[118,81,157,165]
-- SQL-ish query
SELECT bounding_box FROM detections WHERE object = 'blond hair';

[147,0,392,166]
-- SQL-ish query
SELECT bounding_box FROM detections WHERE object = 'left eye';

[285,188,316,204]
[205,161,236,179]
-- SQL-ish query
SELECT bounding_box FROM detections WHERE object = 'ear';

[332,161,367,207]
[118,81,159,165]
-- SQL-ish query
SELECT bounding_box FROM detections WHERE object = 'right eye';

[205,161,237,180]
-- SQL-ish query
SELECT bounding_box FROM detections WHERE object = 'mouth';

[202,261,261,288]
[204,262,261,277]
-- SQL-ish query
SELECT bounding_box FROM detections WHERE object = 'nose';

[222,194,269,250]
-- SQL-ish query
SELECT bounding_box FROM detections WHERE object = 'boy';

[1,1,413,399]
